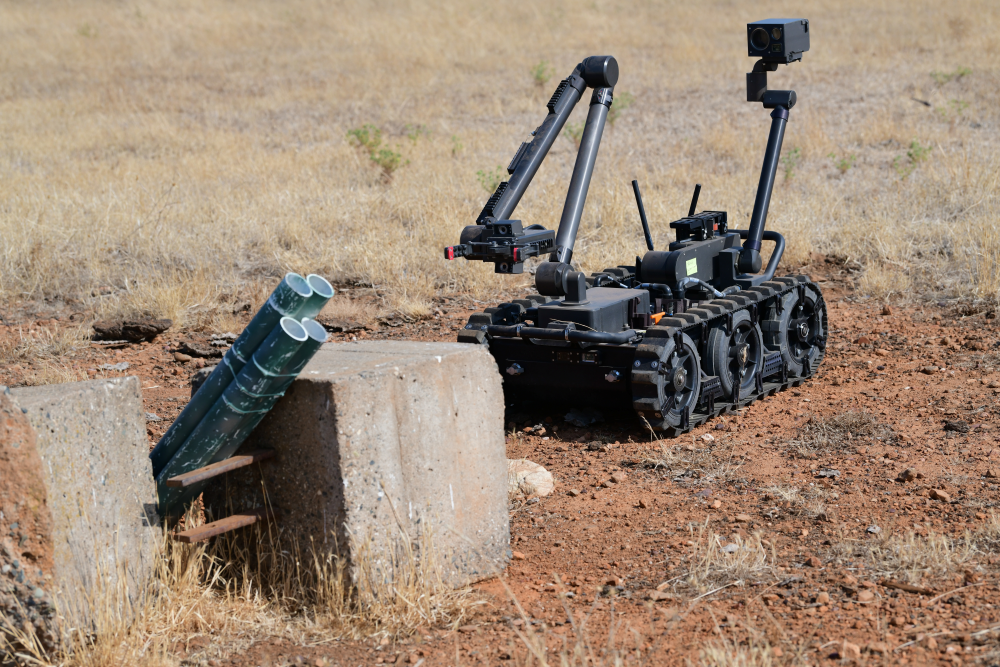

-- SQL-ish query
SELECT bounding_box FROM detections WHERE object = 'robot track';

[631,275,827,436]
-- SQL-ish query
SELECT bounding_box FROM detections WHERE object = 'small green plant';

[607,91,635,126]
[562,121,585,148]
[78,22,97,38]
[404,123,429,144]
[930,66,971,84]
[347,124,406,181]
[530,60,554,87]
[476,166,505,194]
[781,147,801,181]
[450,134,463,157]
[828,152,857,174]
[893,140,933,179]
[936,98,969,121]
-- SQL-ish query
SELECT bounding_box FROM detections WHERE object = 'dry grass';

[0,326,91,364]
[859,530,976,584]
[642,441,742,482]
[19,361,90,387]
[673,529,776,596]
[695,639,778,667]
[1,513,474,666]
[831,514,1000,585]
[761,485,838,522]
[505,580,644,667]
[783,411,895,458]
[0,0,998,325]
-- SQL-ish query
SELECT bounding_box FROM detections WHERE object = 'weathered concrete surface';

[0,388,59,652]
[9,377,159,624]
[205,341,509,587]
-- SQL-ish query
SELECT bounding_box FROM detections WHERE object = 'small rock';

[920,366,939,375]
[857,590,875,602]
[511,551,526,561]
[637,499,648,509]
[925,637,938,650]
[458,625,477,633]
[564,408,604,428]
[897,468,918,482]
[735,514,752,523]
[600,480,612,488]
[508,459,555,497]
[890,615,906,627]
[856,336,872,345]
[567,489,581,497]
[816,591,830,605]
[944,420,970,434]
[610,471,626,484]
[842,573,858,586]
[986,469,999,479]
[805,556,822,568]
[714,422,727,431]
[177,340,224,359]
[710,499,722,509]
[695,488,712,498]
[646,590,672,601]
[834,641,861,660]
[867,642,889,655]
[699,433,715,443]
[173,352,192,362]
[929,489,951,502]
[92,317,172,341]
[815,468,840,478]
[721,543,739,554]
[963,569,980,584]
[98,361,130,372]
[866,525,881,534]
[881,305,892,316]
[145,412,163,422]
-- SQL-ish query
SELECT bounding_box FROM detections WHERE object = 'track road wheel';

[631,332,701,430]
[704,309,764,401]
[762,283,826,377]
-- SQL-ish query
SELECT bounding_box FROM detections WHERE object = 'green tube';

[149,273,313,477]
[156,317,311,513]
[296,274,335,319]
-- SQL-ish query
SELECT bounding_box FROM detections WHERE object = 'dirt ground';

[2,259,1000,666]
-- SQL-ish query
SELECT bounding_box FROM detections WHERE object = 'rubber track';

[632,275,827,436]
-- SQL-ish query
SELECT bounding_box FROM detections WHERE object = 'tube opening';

[306,274,335,300]
[284,273,312,298]
[279,317,309,342]
[299,318,329,344]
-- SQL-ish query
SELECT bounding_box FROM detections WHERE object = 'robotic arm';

[444,56,618,279]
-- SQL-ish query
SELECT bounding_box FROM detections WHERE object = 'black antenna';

[631,179,654,251]
[687,183,702,217]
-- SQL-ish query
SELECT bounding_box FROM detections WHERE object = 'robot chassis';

[445,20,826,436]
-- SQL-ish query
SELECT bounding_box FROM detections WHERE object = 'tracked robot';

[444,19,826,435]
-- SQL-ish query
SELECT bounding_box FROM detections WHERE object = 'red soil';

[2,258,999,665]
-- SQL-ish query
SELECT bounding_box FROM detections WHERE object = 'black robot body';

[444,22,826,435]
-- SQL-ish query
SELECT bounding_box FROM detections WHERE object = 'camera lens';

[750,28,770,51]
[771,27,782,40]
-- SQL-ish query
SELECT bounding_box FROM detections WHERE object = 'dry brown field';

[1,0,999,328]
[3,1,1000,666]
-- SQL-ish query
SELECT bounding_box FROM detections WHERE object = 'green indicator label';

[685,258,698,276]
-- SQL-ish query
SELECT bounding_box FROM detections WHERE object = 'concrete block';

[205,341,509,587]
[7,378,159,624]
